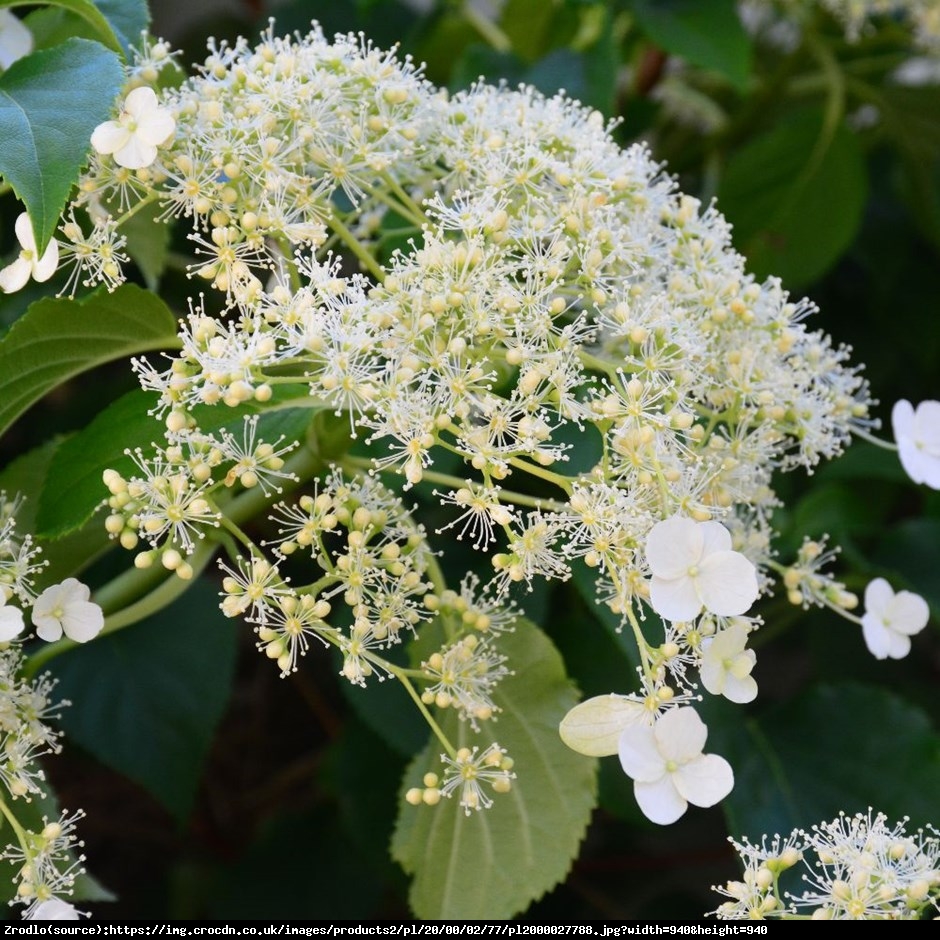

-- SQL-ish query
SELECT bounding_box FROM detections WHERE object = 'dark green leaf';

[91,0,150,58]
[392,617,597,918]
[872,518,940,612]
[499,0,558,62]
[120,195,170,290]
[0,284,178,442]
[717,107,868,287]
[631,0,752,90]
[48,576,239,821]
[0,37,123,252]
[716,682,940,839]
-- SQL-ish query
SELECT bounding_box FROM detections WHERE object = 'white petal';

[698,520,732,555]
[114,137,157,170]
[0,256,32,293]
[891,399,915,441]
[32,237,58,282]
[91,121,130,156]
[0,11,33,70]
[863,577,893,617]
[897,441,928,485]
[699,655,725,697]
[136,109,176,147]
[618,723,665,782]
[34,616,63,643]
[559,694,646,757]
[0,605,24,641]
[655,707,707,763]
[123,85,158,117]
[861,613,891,659]
[60,577,90,601]
[696,551,759,617]
[650,574,702,622]
[62,601,103,643]
[27,898,79,921]
[887,590,930,635]
[645,516,702,579]
[913,400,940,452]
[634,776,687,825]
[884,630,912,660]
[673,753,734,808]
[722,671,758,704]
[14,211,35,250]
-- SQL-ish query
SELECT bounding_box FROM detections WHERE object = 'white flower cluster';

[53,24,929,822]
[713,809,940,919]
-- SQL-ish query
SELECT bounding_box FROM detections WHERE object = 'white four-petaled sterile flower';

[0,10,32,70]
[892,399,940,489]
[699,622,758,703]
[618,706,734,825]
[0,213,59,293]
[31,579,104,644]
[90,86,176,170]
[860,577,929,660]
[646,515,759,622]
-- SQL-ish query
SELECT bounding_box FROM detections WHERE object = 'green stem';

[386,661,456,759]
[506,456,573,495]
[0,793,30,857]
[850,425,897,450]
[327,212,386,282]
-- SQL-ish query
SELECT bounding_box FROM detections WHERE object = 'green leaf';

[0,0,123,54]
[35,386,318,539]
[391,617,597,919]
[717,107,868,287]
[0,436,112,586]
[873,518,940,613]
[121,199,171,289]
[716,682,940,839]
[0,284,178,442]
[47,576,239,821]
[499,0,558,62]
[631,0,752,90]
[0,37,123,252]
[90,0,150,57]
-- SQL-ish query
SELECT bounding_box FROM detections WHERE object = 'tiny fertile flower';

[892,399,940,489]
[0,213,58,293]
[31,579,104,643]
[0,597,25,641]
[699,622,758,703]
[646,516,759,622]
[618,706,733,825]
[0,10,32,70]
[90,86,176,169]
[860,577,929,660]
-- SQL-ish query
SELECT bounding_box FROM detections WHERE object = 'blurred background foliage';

[1,0,939,920]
